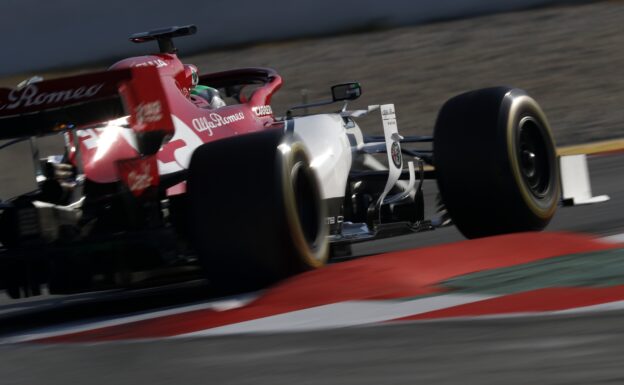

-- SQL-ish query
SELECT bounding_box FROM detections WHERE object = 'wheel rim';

[517,117,551,198]
[291,159,322,257]
[279,141,328,268]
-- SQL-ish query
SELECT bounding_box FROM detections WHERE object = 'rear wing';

[0,67,173,153]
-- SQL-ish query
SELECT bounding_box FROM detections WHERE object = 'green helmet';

[191,85,226,109]
[191,85,215,96]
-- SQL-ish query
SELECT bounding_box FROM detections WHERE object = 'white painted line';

[0,293,257,345]
[601,233,624,244]
[402,300,624,324]
[178,294,496,338]
[181,297,624,339]
[2,234,622,344]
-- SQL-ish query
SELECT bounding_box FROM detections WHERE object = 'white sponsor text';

[252,105,273,116]
[128,164,154,192]
[133,59,168,68]
[191,112,245,135]
[135,101,163,124]
[0,83,104,110]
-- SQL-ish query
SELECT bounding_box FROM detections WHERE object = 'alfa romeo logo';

[391,141,402,168]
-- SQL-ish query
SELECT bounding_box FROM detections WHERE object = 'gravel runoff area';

[188,0,624,146]
[2,1,624,145]
[0,0,622,196]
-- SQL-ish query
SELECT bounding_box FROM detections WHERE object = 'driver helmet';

[191,85,226,109]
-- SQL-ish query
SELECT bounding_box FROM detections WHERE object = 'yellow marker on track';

[557,138,624,156]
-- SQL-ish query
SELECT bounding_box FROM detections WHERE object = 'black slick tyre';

[187,129,328,293]
[433,87,559,239]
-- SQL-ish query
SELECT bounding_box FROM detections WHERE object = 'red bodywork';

[0,53,282,192]
[80,54,282,189]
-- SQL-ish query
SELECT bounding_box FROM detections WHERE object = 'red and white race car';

[0,25,606,298]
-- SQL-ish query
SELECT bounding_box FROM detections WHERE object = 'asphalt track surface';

[0,153,620,384]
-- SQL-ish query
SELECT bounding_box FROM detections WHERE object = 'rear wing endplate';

[0,67,173,146]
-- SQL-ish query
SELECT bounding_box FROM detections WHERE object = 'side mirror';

[332,82,362,102]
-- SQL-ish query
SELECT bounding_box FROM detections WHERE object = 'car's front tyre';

[434,87,559,239]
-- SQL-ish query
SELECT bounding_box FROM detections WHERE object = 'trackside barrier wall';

[0,0,592,76]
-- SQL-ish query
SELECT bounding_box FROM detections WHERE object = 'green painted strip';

[442,248,624,295]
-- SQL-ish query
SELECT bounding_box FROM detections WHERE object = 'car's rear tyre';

[187,129,329,293]
[433,87,559,239]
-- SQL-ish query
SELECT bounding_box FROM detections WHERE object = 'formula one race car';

[0,25,607,298]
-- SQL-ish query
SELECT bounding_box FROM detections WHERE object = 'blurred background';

[2,0,623,198]
[0,3,623,384]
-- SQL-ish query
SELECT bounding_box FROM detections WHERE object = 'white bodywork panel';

[560,154,609,205]
[344,105,416,199]
[376,104,416,206]
[291,114,352,199]
[157,115,204,175]
[378,104,402,205]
